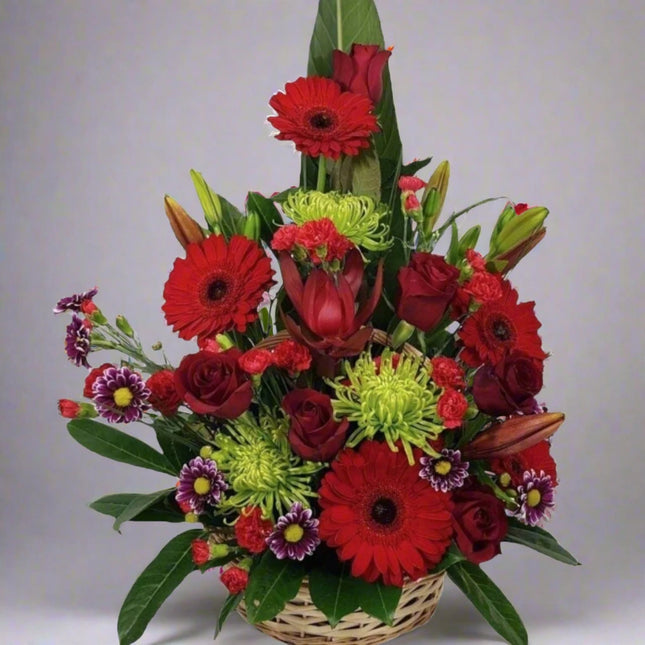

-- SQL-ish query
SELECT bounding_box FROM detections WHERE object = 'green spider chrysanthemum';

[328,349,444,464]
[282,189,391,252]
[211,412,322,519]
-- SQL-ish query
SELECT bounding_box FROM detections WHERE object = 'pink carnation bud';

[398,175,426,192]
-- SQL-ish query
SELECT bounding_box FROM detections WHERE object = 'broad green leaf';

[353,578,401,627]
[90,493,183,523]
[308,564,360,627]
[430,543,466,573]
[112,489,174,532]
[244,551,307,623]
[153,419,197,472]
[215,593,242,637]
[505,518,581,566]
[447,561,528,645]
[246,192,284,241]
[67,419,175,476]
[117,529,202,645]
[401,157,433,176]
[351,146,381,202]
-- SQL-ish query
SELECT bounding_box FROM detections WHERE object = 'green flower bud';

[421,160,450,237]
[115,315,135,338]
[199,445,214,459]
[208,543,231,560]
[390,320,415,349]
[88,308,108,325]
[215,334,234,350]
[151,341,163,351]
[190,170,223,234]
[243,211,261,242]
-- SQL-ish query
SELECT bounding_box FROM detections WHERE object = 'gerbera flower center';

[526,489,542,507]
[207,279,229,301]
[193,476,212,495]
[307,109,336,130]
[283,523,305,543]
[491,316,513,341]
[370,497,397,525]
[434,459,452,476]
[113,387,134,408]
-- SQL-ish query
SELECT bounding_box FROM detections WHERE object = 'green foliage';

[117,529,202,645]
[111,489,175,532]
[215,593,243,637]
[243,551,307,623]
[430,543,466,573]
[67,419,175,476]
[447,561,528,645]
[89,492,183,523]
[505,518,581,565]
[352,578,402,626]
[246,191,284,241]
[190,170,245,239]
[308,564,360,627]
[153,417,199,471]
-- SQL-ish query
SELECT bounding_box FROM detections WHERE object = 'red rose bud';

[421,160,450,238]
[282,389,349,462]
[437,388,469,428]
[191,538,210,566]
[472,353,543,416]
[174,349,252,418]
[396,252,460,332]
[238,348,273,375]
[220,566,249,594]
[461,412,565,460]
[146,369,182,416]
[332,43,392,104]
[164,194,205,249]
[83,363,114,398]
[452,488,508,564]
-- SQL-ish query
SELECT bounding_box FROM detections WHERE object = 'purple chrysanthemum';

[515,469,555,526]
[419,449,470,492]
[266,502,320,561]
[92,366,151,423]
[65,314,92,368]
[176,456,228,514]
[53,287,98,314]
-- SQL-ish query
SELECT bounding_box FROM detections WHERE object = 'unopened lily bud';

[243,211,261,241]
[115,315,135,338]
[421,160,450,236]
[490,227,547,273]
[164,195,206,249]
[190,170,223,233]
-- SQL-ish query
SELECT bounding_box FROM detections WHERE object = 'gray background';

[1,1,644,643]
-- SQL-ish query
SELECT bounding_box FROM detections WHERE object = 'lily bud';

[243,211,261,242]
[164,195,205,249]
[461,412,564,460]
[489,227,547,273]
[421,160,450,237]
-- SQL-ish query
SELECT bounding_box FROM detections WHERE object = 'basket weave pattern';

[236,572,445,645]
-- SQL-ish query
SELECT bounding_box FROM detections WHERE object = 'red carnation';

[146,369,181,416]
[272,339,312,374]
[459,280,547,367]
[462,271,504,305]
[191,539,210,566]
[490,441,558,489]
[296,218,354,264]
[162,234,275,341]
[465,249,487,272]
[430,356,465,389]
[83,363,114,398]
[398,175,426,192]
[238,348,274,375]
[220,566,249,594]
[332,43,391,104]
[437,388,469,429]
[58,399,81,419]
[235,507,273,554]
[268,76,379,159]
[271,225,299,253]
[174,349,252,419]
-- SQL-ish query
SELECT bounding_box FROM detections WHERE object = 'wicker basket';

[237,572,445,645]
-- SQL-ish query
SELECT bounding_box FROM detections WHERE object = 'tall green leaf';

[153,418,198,472]
[308,563,360,627]
[111,489,174,532]
[117,529,202,645]
[353,578,401,626]
[67,419,175,476]
[215,593,243,637]
[90,492,183,523]
[504,518,581,566]
[447,561,528,645]
[246,191,284,241]
[244,551,307,623]
[430,543,466,573]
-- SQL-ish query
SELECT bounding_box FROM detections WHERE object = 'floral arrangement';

[54,2,578,645]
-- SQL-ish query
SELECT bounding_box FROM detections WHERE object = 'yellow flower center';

[499,472,512,488]
[283,524,304,543]
[527,489,542,508]
[113,387,134,407]
[434,459,452,476]
[193,477,211,495]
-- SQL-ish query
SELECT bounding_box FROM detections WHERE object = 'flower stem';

[316,156,327,192]
[336,0,343,50]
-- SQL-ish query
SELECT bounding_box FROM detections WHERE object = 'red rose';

[472,353,543,416]
[430,356,465,389]
[146,369,182,416]
[220,566,249,594]
[191,538,210,566]
[332,43,392,104]
[272,339,312,374]
[83,363,114,398]
[174,349,252,419]
[437,388,469,429]
[282,389,349,462]
[238,348,273,375]
[396,252,460,332]
[235,506,273,554]
[452,488,508,564]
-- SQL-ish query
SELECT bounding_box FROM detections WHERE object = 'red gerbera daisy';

[318,440,453,587]
[458,280,547,367]
[268,76,379,159]
[162,234,275,340]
